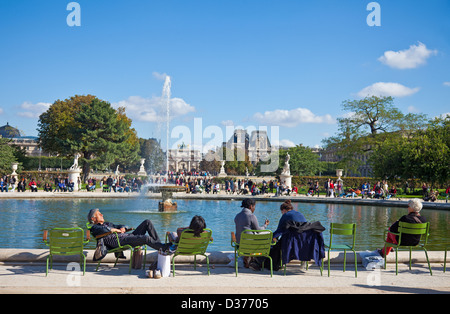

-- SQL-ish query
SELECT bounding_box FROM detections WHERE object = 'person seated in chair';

[44,182,52,192]
[378,199,427,257]
[58,179,67,192]
[234,199,269,271]
[423,189,438,202]
[28,178,38,192]
[87,208,169,254]
[270,200,311,270]
[0,178,8,192]
[386,186,397,199]
[168,215,207,243]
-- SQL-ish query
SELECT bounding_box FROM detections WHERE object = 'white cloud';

[0,108,4,115]
[253,107,335,127]
[357,82,420,98]
[407,106,420,113]
[378,42,437,69]
[221,120,235,126]
[152,71,169,81]
[17,101,51,118]
[443,82,450,87]
[272,139,296,148]
[113,95,195,123]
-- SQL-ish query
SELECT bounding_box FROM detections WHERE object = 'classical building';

[248,130,272,164]
[222,129,272,164]
[316,144,373,177]
[0,122,45,157]
[167,143,202,173]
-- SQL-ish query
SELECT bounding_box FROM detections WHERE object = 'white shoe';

[300,261,307,270]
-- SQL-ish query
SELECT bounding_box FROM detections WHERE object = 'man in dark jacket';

[88,208,168,252]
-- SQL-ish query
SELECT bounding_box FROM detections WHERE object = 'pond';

[0,198,448,251]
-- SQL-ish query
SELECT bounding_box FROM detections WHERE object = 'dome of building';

[0,123,21,138]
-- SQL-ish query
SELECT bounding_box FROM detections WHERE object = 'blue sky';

[0,0,449,151]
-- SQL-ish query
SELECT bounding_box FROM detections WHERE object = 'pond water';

[0,198,448,251]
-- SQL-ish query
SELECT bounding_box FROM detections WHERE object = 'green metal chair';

[321,223,357,278]
[231,230,274,277]
[43,227,90,276]
[382,221,432,275]
[168,228,213,277]
[86,223,147,274]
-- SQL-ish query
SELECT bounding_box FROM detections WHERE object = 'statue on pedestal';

[279,153,292,189]
[68,153,82,192]
[69,153,81,170]
[281,153,291,176]
[137,158,147,176]
[218,160,227,177]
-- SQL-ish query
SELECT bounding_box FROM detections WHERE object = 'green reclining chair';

[167,228,213,277]
[43,227,90,276]
[87,223,147,273]
[231,230,274,277]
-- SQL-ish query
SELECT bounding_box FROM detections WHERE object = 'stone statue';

[70,153,81,170]
[218,160,227,177]
[281,153,290,175]
[137,158,147,176]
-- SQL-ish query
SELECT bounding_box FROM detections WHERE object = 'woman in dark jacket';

[380,198,426,257]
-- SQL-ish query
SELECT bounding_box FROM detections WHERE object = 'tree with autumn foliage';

[38,95,140,180]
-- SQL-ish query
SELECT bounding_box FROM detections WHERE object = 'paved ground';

[0,262,448,295]
[0,249,448,295]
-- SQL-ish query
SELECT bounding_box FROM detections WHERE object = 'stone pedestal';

[158,190,177,212]
[137,158,147,176]
[158,200,178,212]
[11,163,18,182]
[218,161,227,177]
[279,173,292,190]
[68,168,81,191]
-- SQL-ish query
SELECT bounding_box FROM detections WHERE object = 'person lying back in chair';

[87,208,169,253]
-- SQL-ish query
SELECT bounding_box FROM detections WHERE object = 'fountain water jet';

[148,75,186,212]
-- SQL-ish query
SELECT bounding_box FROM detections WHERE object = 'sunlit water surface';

[1,198,448,251]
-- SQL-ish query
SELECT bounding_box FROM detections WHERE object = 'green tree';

[38,95,97,155]
[371,116,449,187]
[0,138,18,174]
[139,138,165,174]
[281,146,323,176]
[38,95,140,180]
[255,145,323,176]
[322,96,427,175]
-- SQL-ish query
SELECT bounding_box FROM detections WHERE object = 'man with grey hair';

[87,208,169,252]
[379,198,426,257]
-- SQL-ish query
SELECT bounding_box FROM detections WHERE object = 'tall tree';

[38,95,140,180]
[322,96,427,175]
[0,138,18,174]
[255,145,323,177]
[139,138,165,174]
[38,95,97,155]
[371,116,449,186]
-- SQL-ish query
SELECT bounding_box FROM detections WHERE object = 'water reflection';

[0,199,447,251]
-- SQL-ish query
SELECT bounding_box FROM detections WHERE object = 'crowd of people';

[1,172,449,203]
[304,179,449,202]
